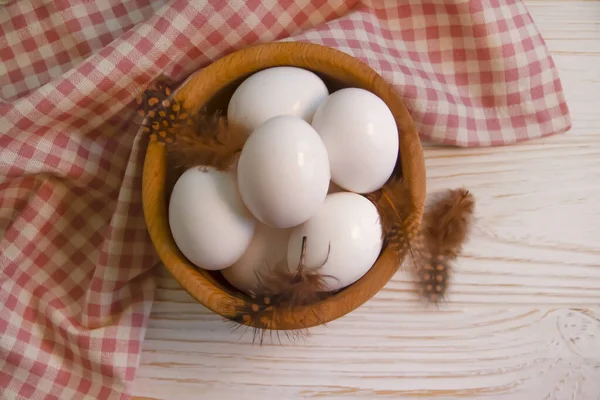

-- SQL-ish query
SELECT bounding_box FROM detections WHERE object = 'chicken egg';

[287,192,383,291]
[221,223,291,294]
[168,167,256,271]
[311,88,399,193]
[237,115,330,229]
[227,66,329,133]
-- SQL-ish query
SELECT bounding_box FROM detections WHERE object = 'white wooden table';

[132,1,600,398]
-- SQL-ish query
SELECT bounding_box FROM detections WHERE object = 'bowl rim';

[142,41,426,330]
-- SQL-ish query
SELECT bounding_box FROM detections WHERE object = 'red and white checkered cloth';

[0,0,570,398]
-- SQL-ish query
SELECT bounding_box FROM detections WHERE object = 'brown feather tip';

[167,112,247,172]
[424,188,475,257]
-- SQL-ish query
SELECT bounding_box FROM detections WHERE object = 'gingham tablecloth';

[0,0,570,398]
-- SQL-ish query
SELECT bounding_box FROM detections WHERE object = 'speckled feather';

[367,178,415,254]
[413,189,475,303]
[227,237,333,344]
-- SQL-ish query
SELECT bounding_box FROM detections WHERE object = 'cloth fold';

[0,0,570,398]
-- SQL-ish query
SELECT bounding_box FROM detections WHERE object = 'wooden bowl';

[142,42,426,331]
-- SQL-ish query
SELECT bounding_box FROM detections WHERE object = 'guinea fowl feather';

[167,113,246,171]
[413,188,475,303]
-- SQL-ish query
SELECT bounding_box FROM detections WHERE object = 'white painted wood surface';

[132,1,600,399]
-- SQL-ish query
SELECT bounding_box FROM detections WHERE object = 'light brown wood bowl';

[142,42,426,331]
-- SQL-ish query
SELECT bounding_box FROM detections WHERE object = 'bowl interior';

[142,42,426,330]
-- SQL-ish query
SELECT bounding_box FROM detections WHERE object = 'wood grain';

[133,1,600,399]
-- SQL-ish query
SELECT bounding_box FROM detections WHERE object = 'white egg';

[311,88,399,194]
[227,66,329,133]
[287,192,383,291]
[237,115,330,229]
[168,167,256,270]
[221,223,291,294]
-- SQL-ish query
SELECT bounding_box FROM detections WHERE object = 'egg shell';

[287,192,383,291]
[221,223,291,294]
[227,66,329,133]
[237,115,330,229]
[311,88,399,194]
[168,167,256,271]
